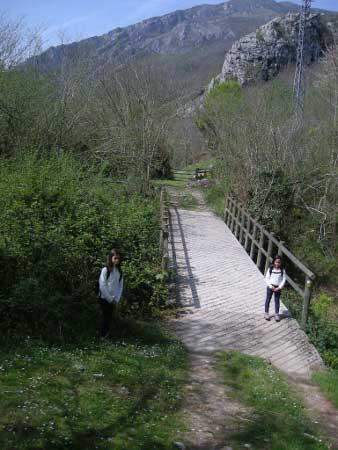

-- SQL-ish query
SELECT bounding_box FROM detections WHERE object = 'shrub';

[247,169,293,235]
[0,152,165,342]
[204,182,228,217]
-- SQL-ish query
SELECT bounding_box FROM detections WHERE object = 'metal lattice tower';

[293,0,312,122]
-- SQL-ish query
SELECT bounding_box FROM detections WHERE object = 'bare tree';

[0,12,43,68]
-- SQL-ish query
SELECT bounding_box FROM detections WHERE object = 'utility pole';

[293,0,312,124]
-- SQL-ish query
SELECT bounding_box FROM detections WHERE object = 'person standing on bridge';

[264,255,286,322]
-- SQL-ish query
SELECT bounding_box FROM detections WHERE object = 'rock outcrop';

[211,12,330,87]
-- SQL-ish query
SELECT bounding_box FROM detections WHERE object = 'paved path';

[168,191,324,378]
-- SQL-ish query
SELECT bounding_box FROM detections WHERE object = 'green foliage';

[216,351,327,450]
[284,290,338,370]
[205,80,243,104]
[203,182,228,217]
[311,293,336,320]
[197,81,242,131]
[0,69,55,155]
[282,289,303,322]
[0,152,165,342]
[247,169,293,234]
[0,323,188,450]
[307,293,338,369]
[289,234,338,285]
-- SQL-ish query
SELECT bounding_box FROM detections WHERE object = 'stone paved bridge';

[168,190,324,378]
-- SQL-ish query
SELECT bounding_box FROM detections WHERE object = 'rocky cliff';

[210,12,333,87]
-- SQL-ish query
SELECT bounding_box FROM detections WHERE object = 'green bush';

[307,293,338,368]
[283,290,338,369]
[0,152,165,342]
[311,293,336,320]
[204,182,227,217]
[291,236,338,285]
[247,169,293,235]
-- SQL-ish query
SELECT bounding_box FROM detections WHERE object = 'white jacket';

[99,266,123,304]
[265,267,286,289]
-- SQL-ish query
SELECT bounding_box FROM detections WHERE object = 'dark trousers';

[265,287,281,314]
[99,299,115,338]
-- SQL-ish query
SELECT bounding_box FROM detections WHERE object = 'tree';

[0,12,42,68]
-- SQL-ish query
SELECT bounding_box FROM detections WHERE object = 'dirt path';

[290,377,338,449]
[176,352,252,450]
[167,185,338,450]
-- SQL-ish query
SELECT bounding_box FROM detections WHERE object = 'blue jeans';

[265,287,281,314]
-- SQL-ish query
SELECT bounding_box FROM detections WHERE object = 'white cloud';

[44,15,91,36]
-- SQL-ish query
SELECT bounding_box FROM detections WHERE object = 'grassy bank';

[312,370,338,408]
[0,321,187,450]
[216,351,328,450]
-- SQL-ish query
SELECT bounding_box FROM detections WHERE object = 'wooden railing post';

[160,187,169,271]
[230,203,236,232]
[224,196,229,223]
[162,209,169,271]
[244,215,250,252]
[235,206,241,238]
[264,235,274,274]
[162,229,169,270]
[229,199,234,229]
[250,224,257,260]
[159,188,164,251]
[256,229,265,269]
[301,276,314,328]
[239,208,245,244]
[226,198,232,227]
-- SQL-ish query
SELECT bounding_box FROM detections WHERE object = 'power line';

[293,0,312,123]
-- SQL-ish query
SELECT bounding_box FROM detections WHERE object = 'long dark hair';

[271,255,284,271]
[106,248,123,281]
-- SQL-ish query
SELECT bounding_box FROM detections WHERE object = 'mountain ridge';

[31,0,306,72]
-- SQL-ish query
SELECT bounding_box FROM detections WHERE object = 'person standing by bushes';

[98,249,124,338]
[264,255,286,322]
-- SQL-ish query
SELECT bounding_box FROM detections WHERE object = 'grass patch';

[203,183,226,217]
[0,321,187,450]
[151,179,188,189]
[216,351,328,450]
[313,370,338,408]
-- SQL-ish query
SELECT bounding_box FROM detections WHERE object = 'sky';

[2,0,338,48]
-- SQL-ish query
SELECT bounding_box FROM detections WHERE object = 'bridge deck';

[169,203,324,378]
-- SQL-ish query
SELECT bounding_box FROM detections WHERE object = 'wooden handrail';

[224,195,315,327]
[160,187,169,271]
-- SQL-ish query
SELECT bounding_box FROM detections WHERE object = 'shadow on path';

[169,206,201,309]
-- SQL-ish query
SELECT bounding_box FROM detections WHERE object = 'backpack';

[95,267,110,298]
[269,266,284,277]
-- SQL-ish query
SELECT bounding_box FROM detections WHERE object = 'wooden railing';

[160,187,169,271]
[172,168,209,181]
[224,196,315,327]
